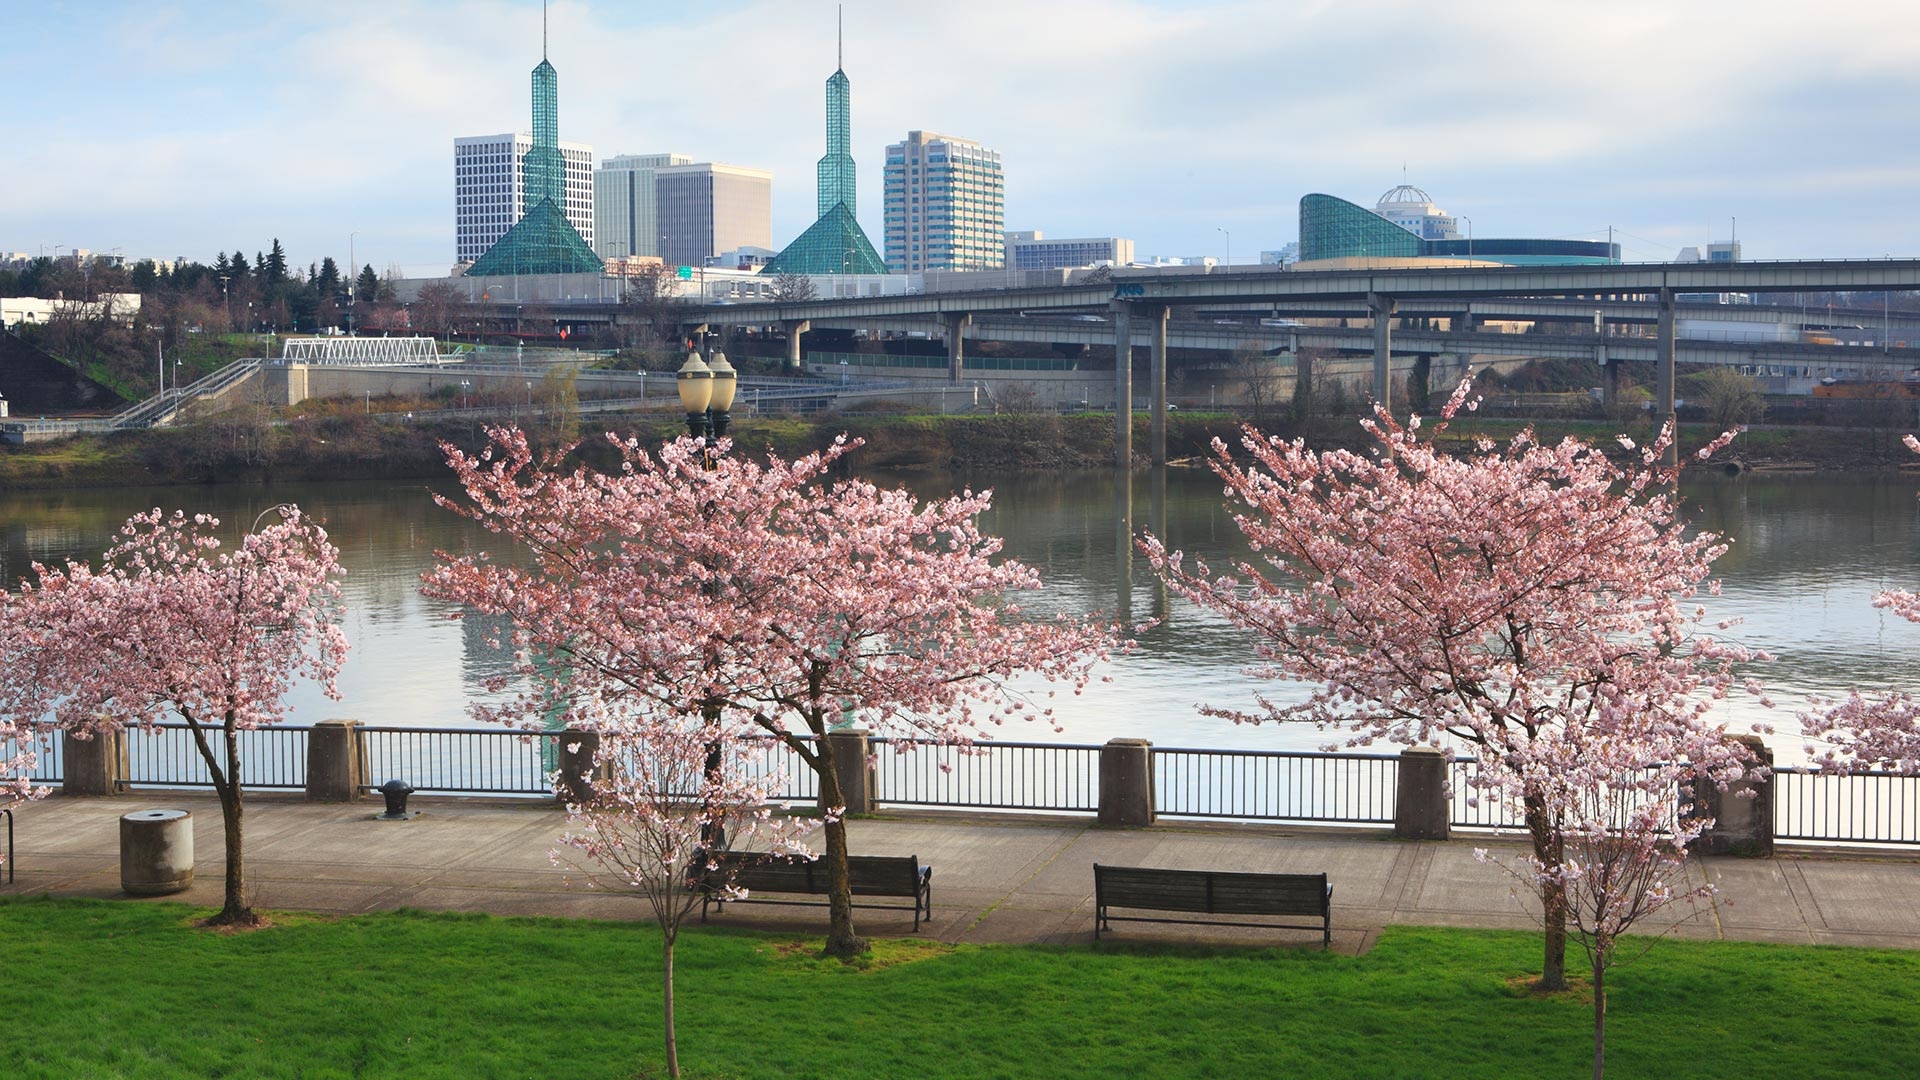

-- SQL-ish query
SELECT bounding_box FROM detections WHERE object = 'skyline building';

[882,131,1005,273]
[654,161,774,270]
[1002,230,1130,271]
[592,153,691,261]
[1298,190,1617,266]
[1372,184,1459,241]
[463,18,601,277]
[454,132,594,263]
[762,12,887,278]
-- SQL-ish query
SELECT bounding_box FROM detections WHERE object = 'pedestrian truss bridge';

[280,336,451,366]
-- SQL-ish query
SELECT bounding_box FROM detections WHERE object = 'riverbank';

[2,406,1914,490]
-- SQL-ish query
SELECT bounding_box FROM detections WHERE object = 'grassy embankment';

[2,404,1914,493]
[6,896,1916,1078]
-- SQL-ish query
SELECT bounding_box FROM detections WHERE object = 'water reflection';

[0,468,1914,757]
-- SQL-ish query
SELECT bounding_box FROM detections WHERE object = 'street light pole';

[1216,227,1229,270]
[1463,217,1473,261]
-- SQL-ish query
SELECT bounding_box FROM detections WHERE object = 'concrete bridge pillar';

[1148,304,1170,466]
[782,319,810,372]
[944,312,972,384]
[1601,346,1621,405]
[1112,301,1134,468]
[1370,292,1396,413]
[1656,287,1677,466]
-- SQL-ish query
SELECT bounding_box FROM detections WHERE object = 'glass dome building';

[1298,193,1618,266]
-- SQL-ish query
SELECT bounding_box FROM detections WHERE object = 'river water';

[1,466,1914,762]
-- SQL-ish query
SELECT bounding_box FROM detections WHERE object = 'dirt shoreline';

[2,410,1914,491]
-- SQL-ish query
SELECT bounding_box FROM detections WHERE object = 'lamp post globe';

[677,350,714,439]
[706,349,736,440]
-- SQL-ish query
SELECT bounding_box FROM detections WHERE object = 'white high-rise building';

[883,131,1004,273]
[593,153,693,260]
[453,133,595,264]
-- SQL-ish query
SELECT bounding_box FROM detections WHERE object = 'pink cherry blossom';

[425,428,1120,956]
[0,506,347,925]
[551,717,815,1079]
[1141,378,1764,990]
[1805,433,1920,772]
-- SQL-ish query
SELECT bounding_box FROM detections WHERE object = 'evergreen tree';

[316,257,342,296]
[213,252,231,276]
[354,265,378,303]
[264,240,289,285]
[230,251,251,282]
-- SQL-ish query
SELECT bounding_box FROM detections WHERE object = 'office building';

[883,131,1004,273]
[455,132,595,264]
[654,162,773,271]
[593,153,692,260]
[1003,231,1132,271]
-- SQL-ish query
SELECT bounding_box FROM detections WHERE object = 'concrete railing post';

[1693,735,1775,858]
[305,719,366,801]
[61,727,127,796]
[1394,746,1451,840]
[825,728,877,816]
[554,729,604,807]
[1098,738,1155,826]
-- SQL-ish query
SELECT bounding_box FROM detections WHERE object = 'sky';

[5,0,1920,278]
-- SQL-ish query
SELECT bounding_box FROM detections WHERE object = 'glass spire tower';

[764,7,886,277]
[817,66,855,219]
[465,8,601,278]
[524,59,564,210]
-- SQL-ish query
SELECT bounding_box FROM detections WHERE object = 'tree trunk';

[184,717,254,926]
[813,735,867,958]
[1524,792,1568,991]
[663,937,680,1080]
[1592,954,1607,1080]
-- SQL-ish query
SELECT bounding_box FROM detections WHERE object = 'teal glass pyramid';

[760,202,886,276]
[466,197,603,276]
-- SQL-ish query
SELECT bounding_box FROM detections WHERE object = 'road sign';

[677,265,693,280]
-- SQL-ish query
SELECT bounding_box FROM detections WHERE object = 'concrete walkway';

[5,791,1919,953]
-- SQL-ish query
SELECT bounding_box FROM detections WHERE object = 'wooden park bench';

[700,851,934,931]
[1093,864,1332,947]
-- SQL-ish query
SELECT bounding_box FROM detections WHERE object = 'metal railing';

[122,724,308,790]
[359,726,563,796]
[1773,767,1920,845]
[873,738,1101,812]
[1156,747,1398,823]
[14,724,1920,848]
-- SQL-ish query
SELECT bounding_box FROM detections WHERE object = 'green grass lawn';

[6,896,1917,1079]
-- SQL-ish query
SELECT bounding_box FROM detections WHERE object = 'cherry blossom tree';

[425,428,1118,957]
[1476,724,1721,1079]
[1142,379,1763,989]
[0,607,61,852]
[1807,435,1920,771]
[552,718,816,1079]
[0,507,347,926]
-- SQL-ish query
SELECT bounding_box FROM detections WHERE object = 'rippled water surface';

[2,467,1914,760]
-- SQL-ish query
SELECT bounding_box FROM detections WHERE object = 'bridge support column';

[1656,287,1677,467]
[1112,302,1134,468]
[1370,293,1396,413]
[782,319,810,373]
[1601,345,1621,405]
[1148,304,1170,466]
[944,312,971,384]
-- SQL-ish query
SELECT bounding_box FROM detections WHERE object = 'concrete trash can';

[120,809,194,896]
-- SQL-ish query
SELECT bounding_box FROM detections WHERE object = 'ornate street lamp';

[675,339,737,443]
[677,349,713,439]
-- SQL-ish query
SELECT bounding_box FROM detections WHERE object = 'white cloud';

[5,0,1920,268]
